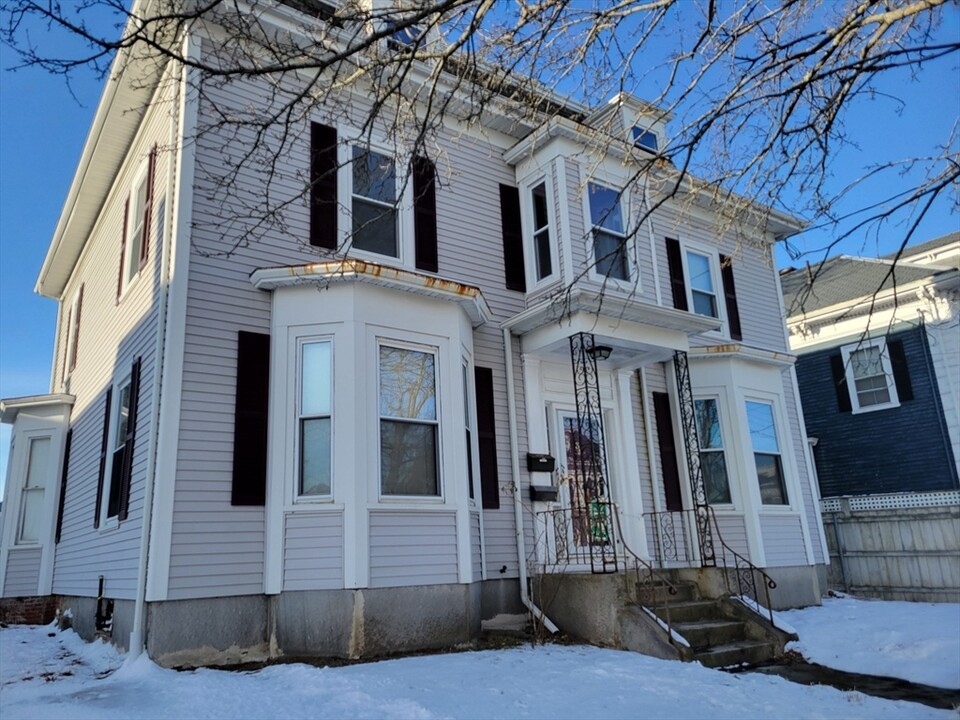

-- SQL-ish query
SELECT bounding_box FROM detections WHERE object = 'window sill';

[117,269,144,305]
[98,517,120,534]
[850,401,900,415]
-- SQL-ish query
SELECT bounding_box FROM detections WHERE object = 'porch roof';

[0,394,75,425]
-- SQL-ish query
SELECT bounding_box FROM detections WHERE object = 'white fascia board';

[687,344,797,367]
[250,259,492,327]
[0,394,75,425]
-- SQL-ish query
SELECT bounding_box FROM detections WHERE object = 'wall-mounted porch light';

[586,345,613,361]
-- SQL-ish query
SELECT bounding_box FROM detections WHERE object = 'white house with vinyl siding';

[0,0,827,666]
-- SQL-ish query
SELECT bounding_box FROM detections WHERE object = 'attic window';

[388,22,424,50]
[632,126,658,152]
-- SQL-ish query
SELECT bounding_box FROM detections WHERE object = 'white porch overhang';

[249,259,492,328]
[502,288,720,369]
[0,394,75,425]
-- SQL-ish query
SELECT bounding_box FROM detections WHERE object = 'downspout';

[502,327,559,634]
[128,65,180,659]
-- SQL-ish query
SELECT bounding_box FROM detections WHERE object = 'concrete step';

[480,613,530,639]
[654,599,724,623]
[694,639,779,669]
[637,580,699,605]
[673,619,747,649]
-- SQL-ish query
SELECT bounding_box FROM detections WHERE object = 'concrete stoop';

[535,569,796,668]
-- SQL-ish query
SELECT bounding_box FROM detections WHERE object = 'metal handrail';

[705,505,777,625]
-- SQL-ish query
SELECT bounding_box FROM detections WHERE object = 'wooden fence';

[820,491,960,603]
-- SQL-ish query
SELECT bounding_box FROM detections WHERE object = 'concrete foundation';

[58,596,135,652]
[672,564,823,609]
[132,580,512,668]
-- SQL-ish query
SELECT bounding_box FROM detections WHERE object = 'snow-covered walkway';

[1,596,957,720]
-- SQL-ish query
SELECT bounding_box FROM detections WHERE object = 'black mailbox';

[530,485,560,502]
[526,453,556,473]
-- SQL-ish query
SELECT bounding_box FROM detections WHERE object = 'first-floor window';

[694,398,731,504]
[299,340,332,497]
[107,378,132,519]
[463,363,474,500]
[17,436,51,544]
[379,344,439,496]
[745,400,788,505]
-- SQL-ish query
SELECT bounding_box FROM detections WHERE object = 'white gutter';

[502,327,558,634]
[128,60,181,659]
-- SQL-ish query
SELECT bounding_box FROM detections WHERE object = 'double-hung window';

[17,436,51,544]
[530,182,553,282]
[745,400,788,505]
[463,362,474,500]
[694,398,731,504]
[351,147,398,258]
[841,339,898,412]
[106,378,133,520]
[588,182,629,281]
[379,344,440,496]
[686,250,719,318]
[299,340,333,497]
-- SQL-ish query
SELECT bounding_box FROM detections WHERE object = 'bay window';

[745,400,788,505]
[299,340,333,497]
[17,436,51,544]
[588,182,629,281]
[379,344,440,496]
[694,398,731,504]
[530,182,553,282]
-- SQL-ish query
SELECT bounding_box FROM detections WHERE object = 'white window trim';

[743,395,792,510]
[519,173,560,291]
[119,162,149,301]
[462,355,479,507]
[15,434,53,546]
[294,336,335,503]
[582,179,635,287]
[679,239,728,338]
[694,395,735,509]
[336,127,414,268]
[631,124,660,153]
[98,369,133,532]
[840,337,900,414]
[376,337,444,502]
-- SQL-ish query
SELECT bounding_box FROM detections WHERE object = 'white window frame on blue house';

[840,337,900,414]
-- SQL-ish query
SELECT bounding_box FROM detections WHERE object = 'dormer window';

[632,126,658,152]
[388,22,424,50]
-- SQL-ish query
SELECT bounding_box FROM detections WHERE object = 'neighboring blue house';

[781,234,960,498]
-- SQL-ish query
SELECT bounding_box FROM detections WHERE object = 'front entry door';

[557,410,611,550]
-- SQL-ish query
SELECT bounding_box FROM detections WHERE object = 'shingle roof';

[781,256,937,316]
[882,231,959,260]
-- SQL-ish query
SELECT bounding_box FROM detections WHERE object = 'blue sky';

[0,10,957,487]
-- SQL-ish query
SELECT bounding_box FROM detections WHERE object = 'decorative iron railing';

[643,507,777,624]
[537,500,681,646]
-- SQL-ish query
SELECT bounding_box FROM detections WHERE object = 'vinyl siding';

[50,79,174,601]
[283,511,344,591]
[3,547,41,597]
[760,514,805,566]
[782,367,824,564]
[470,511,482,580]
[714,513,750,563]
[368,511,458,587]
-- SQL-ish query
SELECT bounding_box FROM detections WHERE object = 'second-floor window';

[686,250,719,318]
[352,147,398,258]
[588,182,629,281]
[530,182,553,282]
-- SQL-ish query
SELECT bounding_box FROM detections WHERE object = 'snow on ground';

[2,620,955,720]
[779,596,960,690]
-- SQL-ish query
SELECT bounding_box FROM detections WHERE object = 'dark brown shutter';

[653,391,683,512]
[499,184,526,292]
[94,387,112,528]
[139,145,157,269]
[666,238,688,311]
[475,366,500,509]
[829,354,852,413]
[412,156,438,273]
[719,254,742,341]
[117,357,142,522]
[888,339,913,401]
[61,308,72,385]
[117,197,129,304]
[69,284,84,373]
[310,122,338,249]
[233,331,270,506]
[55,429,73,544]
